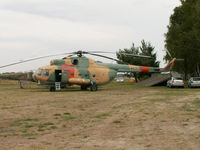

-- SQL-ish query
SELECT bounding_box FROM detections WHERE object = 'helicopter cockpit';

[32,68,50,82]
[37,69,49,76]
[36,69,49,76]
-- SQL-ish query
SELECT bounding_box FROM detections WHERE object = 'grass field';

[0,80,200,150]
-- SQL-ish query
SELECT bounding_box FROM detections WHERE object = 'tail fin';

[163,58,176,72]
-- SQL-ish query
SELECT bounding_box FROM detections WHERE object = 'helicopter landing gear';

[80,85,88,90]
[90,84,98,91]
[50,86,55,92]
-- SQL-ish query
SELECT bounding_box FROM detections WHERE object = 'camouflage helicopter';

[0,51,176,91]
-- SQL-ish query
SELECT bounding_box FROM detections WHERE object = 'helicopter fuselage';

[34,56,118,86]
[33,56,175,91]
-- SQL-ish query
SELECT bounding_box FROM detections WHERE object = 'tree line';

[117,0,200,79]
[116,40,159,81]
[165,0,200,78]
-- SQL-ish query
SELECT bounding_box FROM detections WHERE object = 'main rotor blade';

[119,53,152,58]
[89,51,152,58]
[0,52,72,69]
[87,53,128,64]
[88,51,152,58]
[84,51,113,54]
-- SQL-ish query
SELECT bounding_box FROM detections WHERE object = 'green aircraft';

[0,51,176,91]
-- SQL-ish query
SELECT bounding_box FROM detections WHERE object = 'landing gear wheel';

[50,86,55,92]
[90,84,98,91]
[81,85,88,90]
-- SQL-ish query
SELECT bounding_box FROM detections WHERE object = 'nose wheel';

[90,84,98,91]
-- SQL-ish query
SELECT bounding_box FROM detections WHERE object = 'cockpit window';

[37,69,49,76]
[37,69,42,76]
[43,70,49,76]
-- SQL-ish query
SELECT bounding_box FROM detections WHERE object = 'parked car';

[116,77,124,82]
[167,77,184,88]
[188,77,200,88]
[116,72,124,82]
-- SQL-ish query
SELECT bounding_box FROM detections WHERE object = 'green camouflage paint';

[34,57,176,89]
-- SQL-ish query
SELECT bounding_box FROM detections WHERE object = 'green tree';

[116,43,142,65]
[139,40,159,67]
[116,40,159,67]
[165,0,200,77]
[116,40,160,81]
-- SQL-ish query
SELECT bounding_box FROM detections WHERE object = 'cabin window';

[72,59,78,65]
[43,70,49,76]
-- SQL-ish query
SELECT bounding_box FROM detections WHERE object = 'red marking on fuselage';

[62,64,75,78]
[141,66,149,72]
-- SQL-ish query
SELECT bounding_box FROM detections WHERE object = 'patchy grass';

[23,118,39,122]
[10,121,23,127]
[113,120,121,124]
[180,103,194,112]
[63,115,76,121]
[193,98,200,108]
[38,122,54,129]
[63,112,71,115]
[95,113,110,118]
[50,126,57,129]
[21,133,37,137]
[149,98,167,103]
[83,135,89,138]
[1,81,200,150]
[24,124,34,128]
[54,113,61,116]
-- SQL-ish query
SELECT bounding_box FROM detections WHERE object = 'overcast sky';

[0,0,180,73]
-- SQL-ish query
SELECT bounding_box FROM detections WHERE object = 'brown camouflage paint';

[35,57,176,87]
[128,65,140,71]
[68,78,90,84]
[64,57,72,65]
[36,65,58,82]
[88,58,110,84]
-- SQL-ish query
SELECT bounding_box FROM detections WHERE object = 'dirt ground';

[0,80,200,150]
